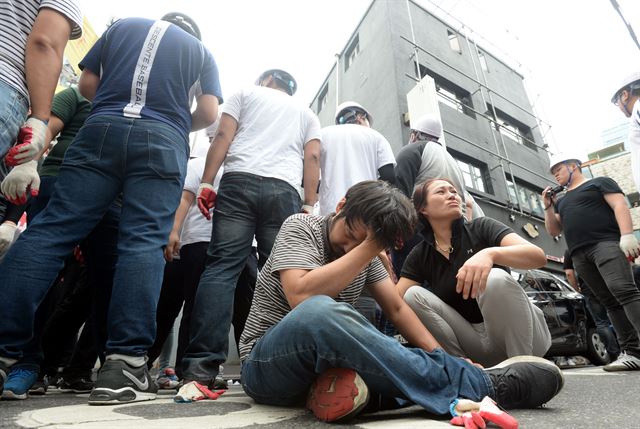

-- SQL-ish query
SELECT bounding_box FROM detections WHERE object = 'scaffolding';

[403,0,557,219]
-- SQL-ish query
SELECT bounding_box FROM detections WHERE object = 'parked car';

[512,269,612,365]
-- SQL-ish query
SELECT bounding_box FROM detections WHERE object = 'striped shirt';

[239,214,389,361]
[0,0,82,99]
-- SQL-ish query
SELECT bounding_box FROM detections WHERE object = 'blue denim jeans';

[572,241,640,356]
[241,296,493,416]
[0,79,29,159]
[182,172,301,383]
[0,115,187,360]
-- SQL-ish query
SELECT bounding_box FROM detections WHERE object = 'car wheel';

[586,327,611,366]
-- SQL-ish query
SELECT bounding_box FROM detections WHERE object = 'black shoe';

[29,377,48,395]
[212,374,228,390]
[58,376,94,393]
[485,356,564,410]
[88,359,157,405]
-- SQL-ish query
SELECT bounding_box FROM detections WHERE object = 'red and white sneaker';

[306,368,369,422]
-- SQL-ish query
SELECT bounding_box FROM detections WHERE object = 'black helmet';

[256,69,297,96]
[161,12,201,41]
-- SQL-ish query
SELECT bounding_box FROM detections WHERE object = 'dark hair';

[335,180,417,248]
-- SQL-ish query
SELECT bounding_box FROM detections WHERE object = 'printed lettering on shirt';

[123,20,170,118]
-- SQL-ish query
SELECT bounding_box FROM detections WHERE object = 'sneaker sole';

[88,387,156,405]
[307,368,370,422]
[2,390,28,400]
[603,363,640,372]
[59,387,93,393]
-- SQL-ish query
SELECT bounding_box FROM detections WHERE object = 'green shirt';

[39,87,91,177]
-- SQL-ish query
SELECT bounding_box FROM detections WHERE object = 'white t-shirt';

[628,99,640,191]
[179,157,221,246]
[221,86,321,190]
[318,124,395,215]
[0,1,83,99]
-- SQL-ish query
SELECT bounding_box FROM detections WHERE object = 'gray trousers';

[404,268,551,367]
[572,241,640,356]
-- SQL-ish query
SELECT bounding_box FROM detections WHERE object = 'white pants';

[404,268,551,367]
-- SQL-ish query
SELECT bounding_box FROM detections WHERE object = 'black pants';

[148,242,257,377]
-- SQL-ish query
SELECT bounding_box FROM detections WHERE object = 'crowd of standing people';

[0,0,638,425]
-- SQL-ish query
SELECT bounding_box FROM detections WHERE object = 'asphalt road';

[1,366,638,428]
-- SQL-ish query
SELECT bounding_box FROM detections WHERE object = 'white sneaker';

[603,351,640,372]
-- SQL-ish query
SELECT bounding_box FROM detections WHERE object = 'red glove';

[197,183,217,220]
[5,117,49,166]
[450,397,518,429]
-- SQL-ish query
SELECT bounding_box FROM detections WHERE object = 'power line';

[609,0,640,51]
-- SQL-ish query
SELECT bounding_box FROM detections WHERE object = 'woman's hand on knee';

[456,249,494,299]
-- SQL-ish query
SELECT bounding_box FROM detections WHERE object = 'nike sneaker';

[88,359,157,405]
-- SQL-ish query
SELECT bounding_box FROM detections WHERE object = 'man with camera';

[543,153,640,371]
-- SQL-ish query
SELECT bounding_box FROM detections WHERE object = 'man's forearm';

[284,241,381,307]
[614,205,635,235]
[171,192,195,235]
[303,140,320,205]
[544,208,562,236]
[388,303,440,352]
[26,10,71,120]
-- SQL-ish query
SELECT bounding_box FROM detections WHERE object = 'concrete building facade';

[309,0,566,269]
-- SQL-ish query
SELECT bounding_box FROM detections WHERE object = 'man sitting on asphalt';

[238,180,564,423]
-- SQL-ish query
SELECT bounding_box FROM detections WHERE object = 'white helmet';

[411,113,442,139]
[611,71,640,104]
[549,152,582,173]
[335,101,372,125]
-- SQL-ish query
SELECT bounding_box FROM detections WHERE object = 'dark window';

[415,64,475,119]
[344,35,360,72]
[317,85,328,112]
[506,177,545,217]
[450,152,493,194]
[487,105,537,151]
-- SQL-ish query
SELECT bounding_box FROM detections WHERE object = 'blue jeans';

[182,172,301,383]
[572,241,640,356]
[0,115,187,360]
[241,296,493,416]
[0,79,29,159]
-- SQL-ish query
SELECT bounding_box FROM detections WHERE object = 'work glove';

[0,221,18,257]
[4,117,48,166]
[197,183,217,220]
[620,233,640,260]
[449,396,518,429]
[301,204,314,214]
[1,160,40,204]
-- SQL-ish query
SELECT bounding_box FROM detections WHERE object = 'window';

[317,85,328,112]
[344,35,360,72]
[477,50,488,72]
[628,192,640,208]
[487,105,536,151]
[506,178,545,217]
[415,64,476,119]
[456,159,486,192]
[447,30,461,53]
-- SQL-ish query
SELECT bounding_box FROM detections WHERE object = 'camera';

[546,185,564,197]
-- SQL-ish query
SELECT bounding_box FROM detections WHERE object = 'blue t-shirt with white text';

[80,17,222,137]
